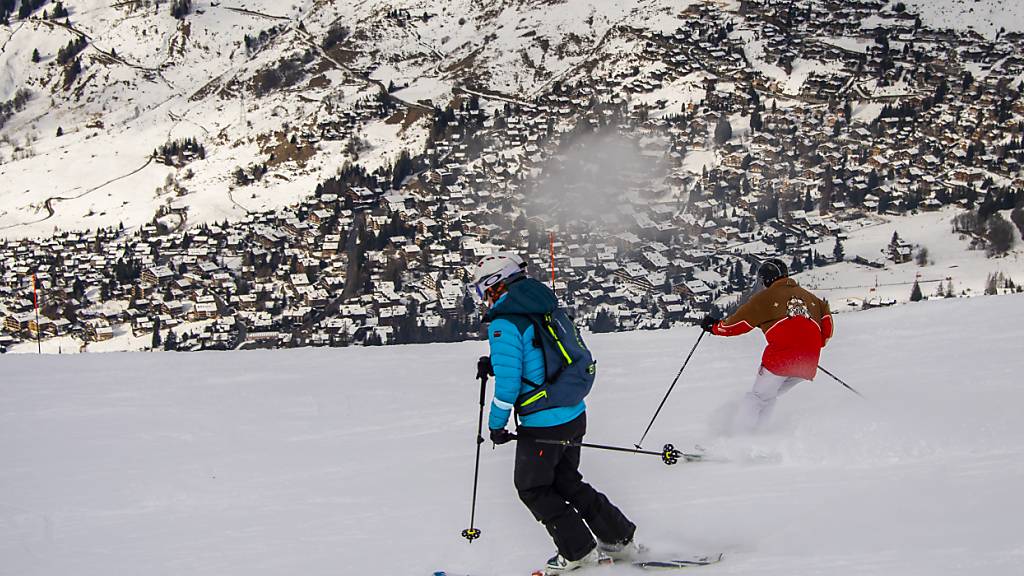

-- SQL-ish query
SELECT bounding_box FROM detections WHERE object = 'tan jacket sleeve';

[714,291,768,336]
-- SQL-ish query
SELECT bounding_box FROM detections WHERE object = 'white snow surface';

[797,206,1024,306]
[900,0,1024,39]
[3,294,1024,575]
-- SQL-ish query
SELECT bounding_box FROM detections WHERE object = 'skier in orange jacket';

[701,259,833,432]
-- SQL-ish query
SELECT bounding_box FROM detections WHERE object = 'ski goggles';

[468,270,525,305]
[468,272,504,305]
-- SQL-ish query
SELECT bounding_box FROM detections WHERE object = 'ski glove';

[700,315,720,333]
[477,356,494,381]
[489,428,514,445]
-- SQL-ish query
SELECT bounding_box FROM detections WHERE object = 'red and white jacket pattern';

[712,278,834,380]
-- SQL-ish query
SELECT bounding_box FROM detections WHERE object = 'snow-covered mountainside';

[3,294,1024,576]
[0,0,691,238]
[1,0,1022,239]
[902,0,1024,39]
[2,0,1024,354]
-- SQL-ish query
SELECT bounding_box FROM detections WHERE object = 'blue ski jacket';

[484,278,586,431]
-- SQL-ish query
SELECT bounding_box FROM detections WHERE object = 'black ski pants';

[514,412,636,562]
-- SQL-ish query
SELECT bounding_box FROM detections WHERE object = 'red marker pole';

[32,274,41,354]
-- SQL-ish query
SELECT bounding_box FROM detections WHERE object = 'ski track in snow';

[3,295,1024,575]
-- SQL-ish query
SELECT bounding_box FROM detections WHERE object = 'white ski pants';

[733,366,805,433]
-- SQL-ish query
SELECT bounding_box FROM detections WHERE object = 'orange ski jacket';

[712,278,833,380]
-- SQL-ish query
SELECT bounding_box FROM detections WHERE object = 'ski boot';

[597,536,646,560]
[541,547,609,574]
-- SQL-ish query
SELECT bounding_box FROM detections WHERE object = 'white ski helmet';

[469,252,526,304]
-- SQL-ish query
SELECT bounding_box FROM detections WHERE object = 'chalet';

[614,262,655,292]
[679,279,712,301]
[641,251,670,271]
[143,266,175,286]
[346,187,377,207]
[190,296,220,321]
[4,312,33,334]
[160,300,185,317]
[83,318,114,342]
[889,239,914,264]
[131,316,155,336]
[27,316,56,337]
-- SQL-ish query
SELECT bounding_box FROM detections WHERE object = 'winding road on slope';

[220,6,290,21]
[293,27,434,114]
[0,156,155,232]
[34,19,176,89]
[0,22,22,55]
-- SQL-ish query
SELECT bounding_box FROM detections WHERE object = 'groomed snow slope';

[3,294,1024,575]
[900,0,1024,39]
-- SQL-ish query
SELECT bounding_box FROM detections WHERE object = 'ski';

[632,552,724,569]
[435,553,723,576]
[529,552,723,575]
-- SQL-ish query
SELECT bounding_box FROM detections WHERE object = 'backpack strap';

[519,314,547,389]
[492,312,575,411]
[538,313,574,369]
[521,376,542,389]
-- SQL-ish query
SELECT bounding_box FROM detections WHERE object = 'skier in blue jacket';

[469,253,638,574]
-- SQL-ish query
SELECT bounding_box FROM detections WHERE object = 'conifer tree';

[63,58,82,89]
[152,317,163,349]
[910,280,923,302]
[985,273,999,295]
[916,246,929,266]
[774,234,787,255]
[749,108,762,132]
[170,0,192,19]
[164,329,178,351]
[986,213,1015,256]
[591,309,617,333]
[833,237,845,262]
[713,116,733,146]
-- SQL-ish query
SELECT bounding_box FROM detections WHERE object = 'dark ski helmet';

[757,258,788,287]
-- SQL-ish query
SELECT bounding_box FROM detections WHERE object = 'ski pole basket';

[662,444,680,465]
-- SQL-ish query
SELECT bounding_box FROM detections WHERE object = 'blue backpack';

[513,310,597,416]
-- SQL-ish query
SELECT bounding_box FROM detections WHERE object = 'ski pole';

[634,330,706,449]
[519,436,701,465]
[461,371,487,543]
[817,364,865,399]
